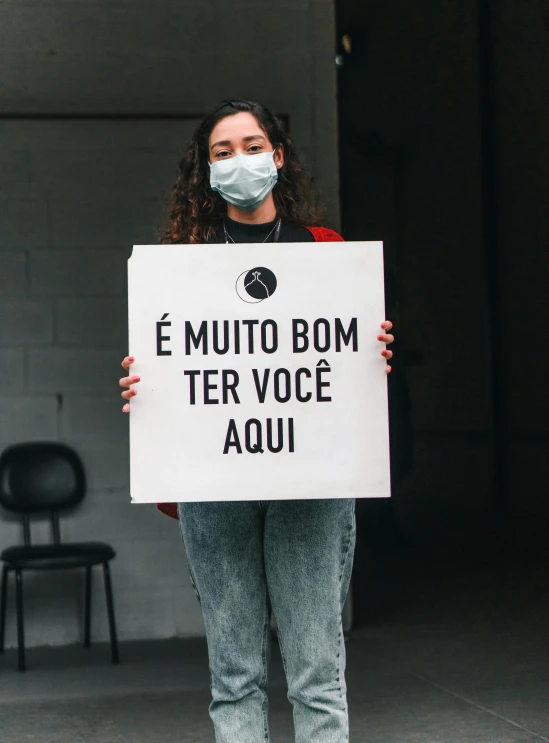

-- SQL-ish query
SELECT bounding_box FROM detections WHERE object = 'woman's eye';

[248,145,262,153]
[217,151,231,158]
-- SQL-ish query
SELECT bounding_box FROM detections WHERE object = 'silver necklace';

[224,218,281,244]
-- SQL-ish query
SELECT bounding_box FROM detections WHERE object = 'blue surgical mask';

[209,151,279,212]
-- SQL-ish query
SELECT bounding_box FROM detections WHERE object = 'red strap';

[157,503,179,520]
[306,226,344,242]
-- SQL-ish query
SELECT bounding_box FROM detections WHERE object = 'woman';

[120,99,394,743]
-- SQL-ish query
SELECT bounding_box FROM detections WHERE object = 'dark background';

[335,0,549,626]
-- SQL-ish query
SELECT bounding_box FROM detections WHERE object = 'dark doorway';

[335,0,419,628]
[334,1,549,633]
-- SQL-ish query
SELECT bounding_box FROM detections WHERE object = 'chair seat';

[1,542,115,570]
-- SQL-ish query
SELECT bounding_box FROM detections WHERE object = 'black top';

[209,216,315,244]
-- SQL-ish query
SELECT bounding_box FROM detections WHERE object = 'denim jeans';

[177,498,356,743]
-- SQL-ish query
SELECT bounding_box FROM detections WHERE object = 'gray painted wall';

[0,0,340,648]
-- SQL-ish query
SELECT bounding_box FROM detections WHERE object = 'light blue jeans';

[177,498,356,743]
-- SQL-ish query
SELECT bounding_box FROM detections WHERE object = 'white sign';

[128,242,390,503]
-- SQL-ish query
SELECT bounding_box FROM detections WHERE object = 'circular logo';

[235,267,277,303]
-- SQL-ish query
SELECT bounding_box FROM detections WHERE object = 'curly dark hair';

[161,99,325,244]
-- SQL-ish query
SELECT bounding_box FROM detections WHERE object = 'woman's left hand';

[378,321,394,374]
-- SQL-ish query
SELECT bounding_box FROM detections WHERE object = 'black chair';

[0,442,119,671]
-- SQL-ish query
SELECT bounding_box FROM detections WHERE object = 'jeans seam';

[260,588,270,741]
[336,504,355,733]
[177,503,202,603]
[271,608,289,679]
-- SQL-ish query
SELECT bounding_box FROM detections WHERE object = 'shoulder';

[306,226,344,242]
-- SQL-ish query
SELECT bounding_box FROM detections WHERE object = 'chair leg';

[0,565,8,654]
[15,569,25,672]
[102,562,119,664]
[84,566,92,648]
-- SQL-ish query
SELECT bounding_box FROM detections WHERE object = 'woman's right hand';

[120,356,140,413]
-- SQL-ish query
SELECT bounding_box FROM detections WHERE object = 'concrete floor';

[1,508,548,743]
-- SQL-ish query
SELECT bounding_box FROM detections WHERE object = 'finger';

[381,349,393,360]
[121,356,135,370]
[381,321,393,331]
[121,389,137,401]
[377,333,395,344]
[385,364,392,374]
[119,375,141,388]
[122,403,130,413]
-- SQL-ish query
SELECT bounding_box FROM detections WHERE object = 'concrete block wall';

[0,121,205,647]
[0,0,340,648]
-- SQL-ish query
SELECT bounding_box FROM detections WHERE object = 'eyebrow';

[211,134,266,149]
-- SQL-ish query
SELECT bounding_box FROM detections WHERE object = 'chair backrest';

[0,442,85,515]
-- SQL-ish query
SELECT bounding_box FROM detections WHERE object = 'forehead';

[209,112,265,146]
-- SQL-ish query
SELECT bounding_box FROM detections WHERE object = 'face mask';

[209,151,279,212]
